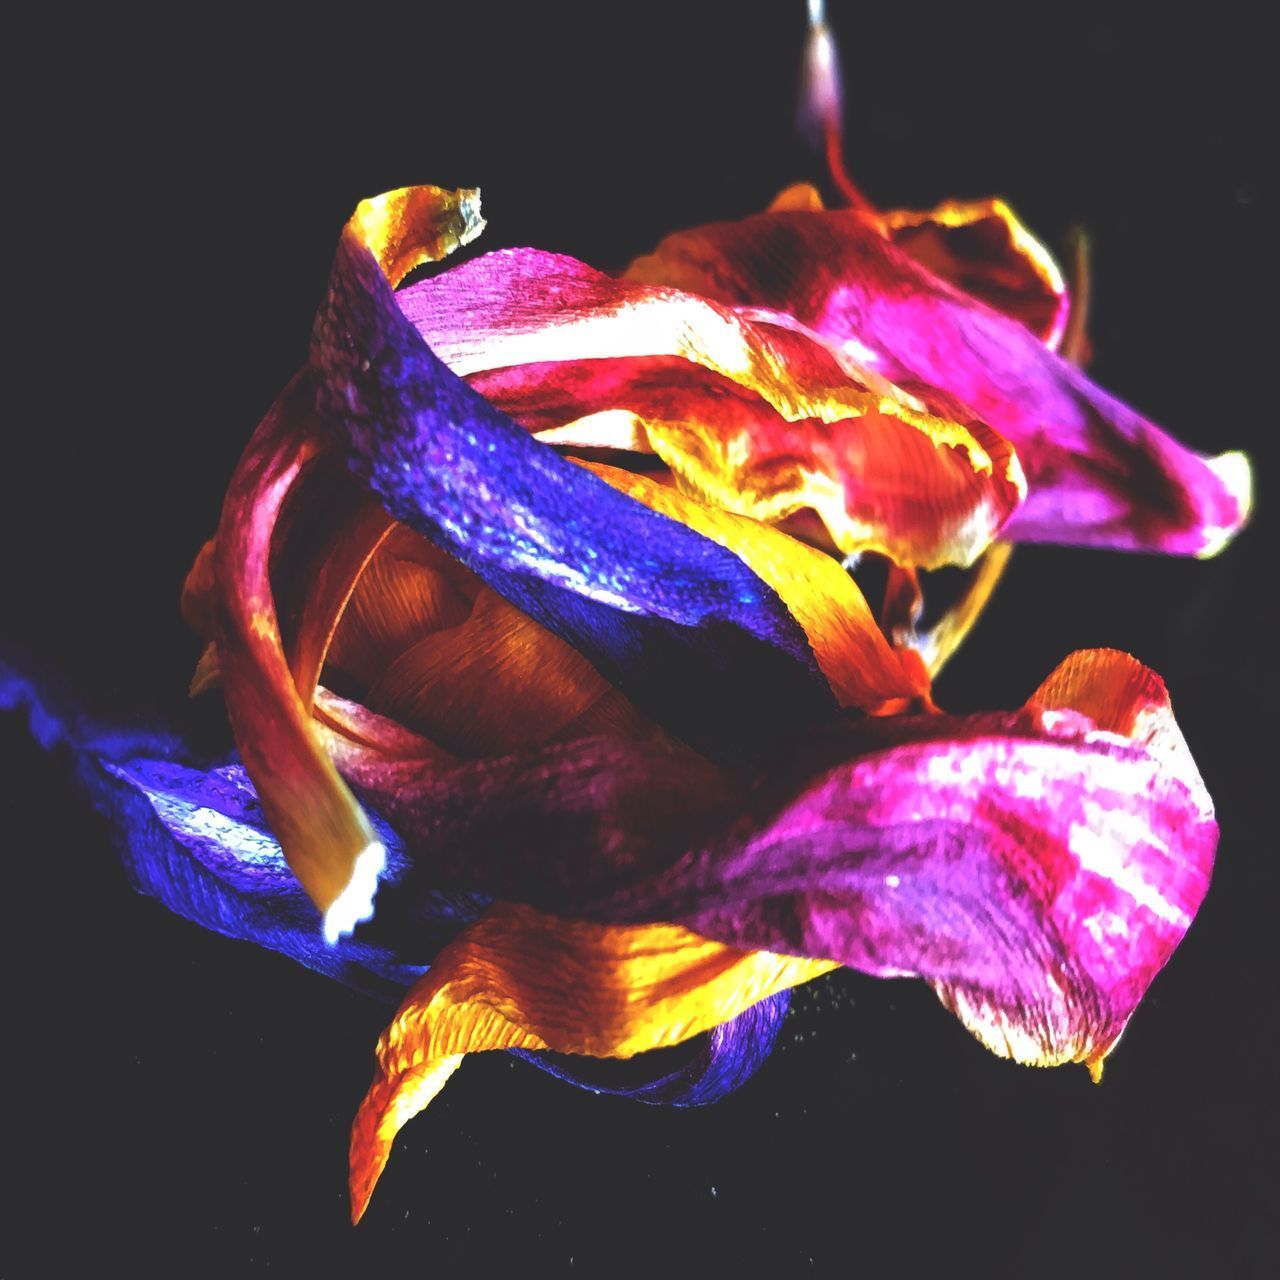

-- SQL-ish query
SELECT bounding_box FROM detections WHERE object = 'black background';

[5,4,1274,1274]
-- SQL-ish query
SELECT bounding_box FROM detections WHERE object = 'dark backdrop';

[5,5,1274,1274]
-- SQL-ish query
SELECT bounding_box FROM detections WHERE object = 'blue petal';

[309,235,837,760]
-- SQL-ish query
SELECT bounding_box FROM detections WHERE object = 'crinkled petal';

[4,659,783,1111]
[883,199,1070,348]
[189,189,493,936]
[117,748,784,1110]
[595,650,1215,1079]
[341,650,1214,1083]
[626,209,1251,556]
[308,188,924,757]
[769,185,1070,348]
[106,756,475,993]
[0,656,482,995]
[402,246,1023,570]
[212,378,387,942]
[348,902,833,1221]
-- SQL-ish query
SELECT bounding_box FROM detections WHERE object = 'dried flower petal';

[400,247,1024,568]
[626,208,1251,556]
[340,651,1213,1084]
[348,902,834,1222]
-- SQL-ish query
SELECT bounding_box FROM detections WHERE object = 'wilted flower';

[0,16,1251,1226]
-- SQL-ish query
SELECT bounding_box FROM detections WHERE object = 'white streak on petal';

[323,840,388,945]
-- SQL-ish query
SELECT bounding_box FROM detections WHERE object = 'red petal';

[626,208,1251,556]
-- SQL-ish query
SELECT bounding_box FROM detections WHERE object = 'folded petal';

[626,209,1251,556]
[402,246,1023,569]
[0,655,482,995]
[575,460,929,712]
[349,901,834,1221]
[342,649,1213,1083]
[212,378,388,942]
[883,199,1070,348]
[5,658,784,1115]
[120,746,784,1110]
[590,650,1215,1080]
[106,756,474,995]
[309,188,924,757]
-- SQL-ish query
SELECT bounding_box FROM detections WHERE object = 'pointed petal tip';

[1195,449,1253,559]
[350,1173,375,1227]
[322,839,388,946]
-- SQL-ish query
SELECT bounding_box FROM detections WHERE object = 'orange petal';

[406,248,1024,569]
[1028,647,1207,801]
[767,182,826,213]
[350,184,486,288]
[364,588,622,757]
[306,508,671,760]
[325,527,478,691]
[288,499,396,714]
[213,376,385,942]
[188,642,221,697]
[349,901,834,1222]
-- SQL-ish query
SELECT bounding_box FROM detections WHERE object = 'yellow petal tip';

[1195,450,1253,559]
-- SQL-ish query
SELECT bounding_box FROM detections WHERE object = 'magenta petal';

[604,650,1216,1077]
[626,211,1251,557]
[337,648,1214,1078]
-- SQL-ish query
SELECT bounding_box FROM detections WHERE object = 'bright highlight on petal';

[322,839,388,945]
[1195,449,1254,559]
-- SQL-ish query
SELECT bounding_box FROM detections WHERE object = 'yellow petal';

[575,460,929,712]
[350,901,835,1222]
